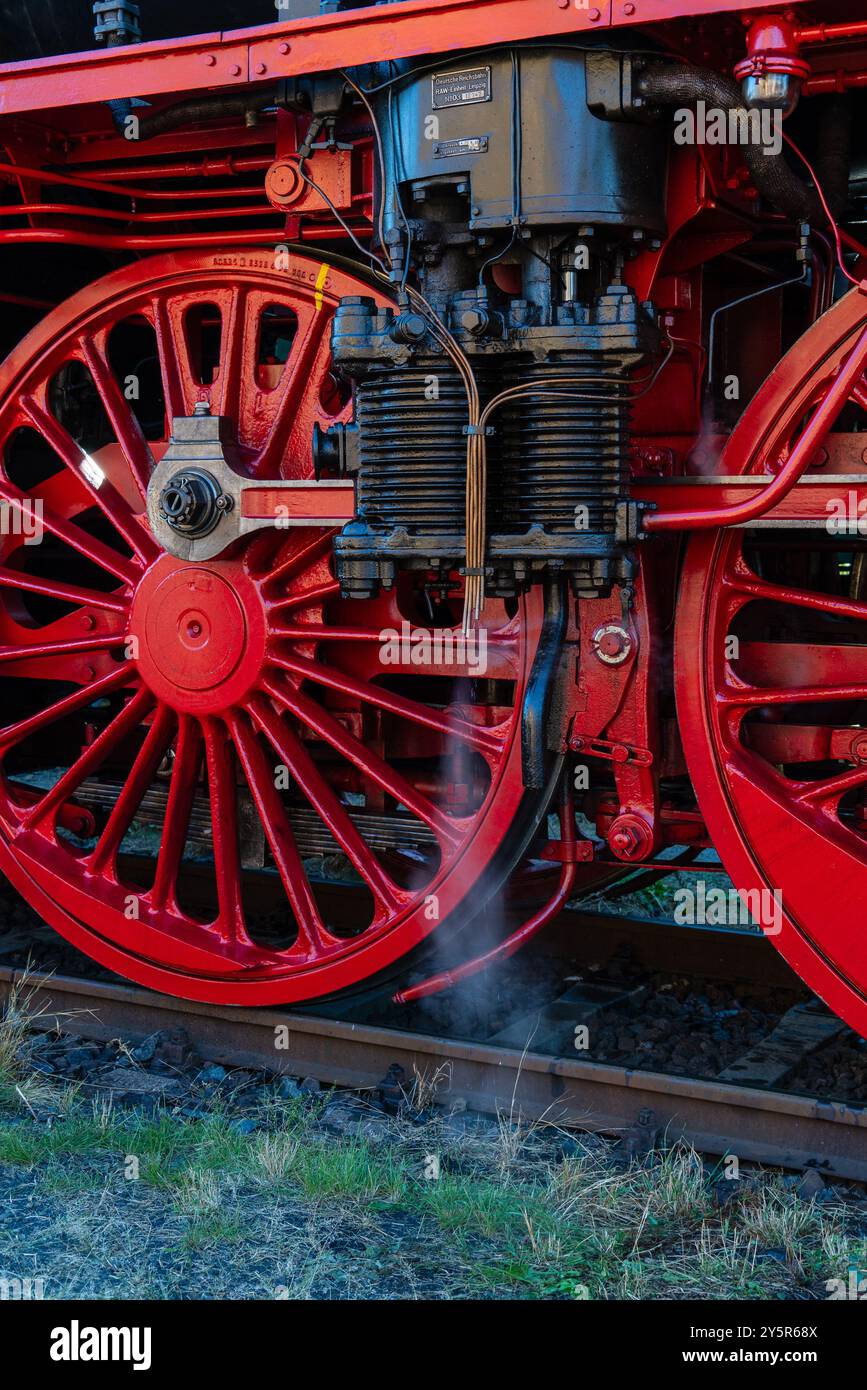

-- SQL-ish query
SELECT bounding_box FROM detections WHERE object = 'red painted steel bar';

[797,20,867,45]
[0,203,277,224]
[0,226,365,251]
[79,160,272,184]
[0,160,275,204]
[241,484,355,523]
[0,0,802,117]
[805,70,867,93]
[631,477,867,522]
[394,788,577,1004]
[643,323,867,533]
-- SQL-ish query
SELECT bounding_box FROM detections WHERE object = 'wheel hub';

[132,557,264,713]
[158,468,229,539]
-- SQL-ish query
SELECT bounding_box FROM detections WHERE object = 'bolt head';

[591,623,633,666]
[460,307,489,335]
[608,814,653,862]
[266,160,302,207]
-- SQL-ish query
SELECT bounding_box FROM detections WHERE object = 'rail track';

[3,905,866,1183]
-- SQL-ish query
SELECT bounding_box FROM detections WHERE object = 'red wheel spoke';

[0,566,128,614]
[77,332,155,504]
[150,293,195,422]
[248,694,404,915]
[270,649,506,756]
[272,578,340,610]
[794,764,867,807]
[720,680,867,708]
[0,666,132,752]
[254,305,330,476]
[228,709,331,955]
[734,640,867,691]
[273,622,518,650]
[19,393,157,563]
[151,715,203,911]
[0,477,137,585]
[852,377,867,414]
[266,531,334,589]
[202,717,246,943]
[274,623,394,644]
[210,285,249,423]
[726,569,867,625]
[90,703,175,873]
[22,685,152,829]
[0,633,123,665]
[262,674,464,848]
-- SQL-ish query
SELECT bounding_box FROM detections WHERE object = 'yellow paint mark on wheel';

[314,262,330,311]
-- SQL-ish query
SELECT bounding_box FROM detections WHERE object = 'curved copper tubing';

[394,787,577,1005]
[643,321,867,533]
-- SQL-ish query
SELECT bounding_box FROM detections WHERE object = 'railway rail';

[4,908,867,1184]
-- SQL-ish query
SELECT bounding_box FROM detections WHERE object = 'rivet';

[229,63,242,76]
[278,41,291,55]
[255,61,268,75]
[624,2,636,14]
[588,6,601,19]
[203,53,216,67]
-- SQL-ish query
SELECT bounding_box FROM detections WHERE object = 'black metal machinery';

[322,45,666,600]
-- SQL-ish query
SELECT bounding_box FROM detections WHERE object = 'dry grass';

[0,972,44,1085]
[1,1007,865,1300]
[408,1061,452,1112]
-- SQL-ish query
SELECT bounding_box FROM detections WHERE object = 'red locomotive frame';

[2,1,867,1037]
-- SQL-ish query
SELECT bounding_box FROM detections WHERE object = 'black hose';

[136,91,278,139]
[636,63,852,224]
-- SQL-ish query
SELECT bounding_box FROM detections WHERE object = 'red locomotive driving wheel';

[0,250,543,1004]
[677,288,867,1038]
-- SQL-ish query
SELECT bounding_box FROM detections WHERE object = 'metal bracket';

[147,408,355,562]
[569,731,654,766]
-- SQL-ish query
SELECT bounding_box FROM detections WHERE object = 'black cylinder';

[354,364,470,532]
[495,356,633,539]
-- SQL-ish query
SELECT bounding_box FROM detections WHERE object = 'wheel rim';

[676,288,867,1037]
[0,249,540,1004]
